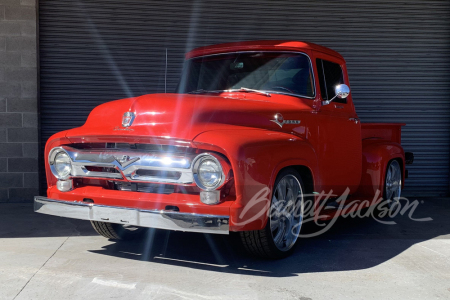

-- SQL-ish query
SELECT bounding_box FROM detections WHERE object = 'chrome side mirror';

[335,84,350,99]
[322,84,350,105]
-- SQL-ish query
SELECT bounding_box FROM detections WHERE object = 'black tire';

[90,221,146,240]
[239,168,304,259]
[377,159,402,217]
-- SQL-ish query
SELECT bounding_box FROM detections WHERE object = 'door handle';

[349,117,360,124]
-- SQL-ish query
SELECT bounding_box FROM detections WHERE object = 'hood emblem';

[115,155,140,168]
[122,112,135,127]
[271,113,301,128]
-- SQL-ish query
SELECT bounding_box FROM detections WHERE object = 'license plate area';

[91,206,138,224]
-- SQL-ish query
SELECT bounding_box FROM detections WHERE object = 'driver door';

[314,57,362,195]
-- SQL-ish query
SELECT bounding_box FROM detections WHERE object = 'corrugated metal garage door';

[39,0,450,196]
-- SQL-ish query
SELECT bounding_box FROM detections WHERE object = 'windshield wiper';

[188,87,271,97]
[223,87,271,97]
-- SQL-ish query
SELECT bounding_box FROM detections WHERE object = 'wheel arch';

[271,164,315,196]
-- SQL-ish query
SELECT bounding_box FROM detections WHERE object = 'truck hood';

[65,93,313,143]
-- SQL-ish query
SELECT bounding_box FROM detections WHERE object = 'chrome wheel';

[269,174,304,252]
[385,160,402,211]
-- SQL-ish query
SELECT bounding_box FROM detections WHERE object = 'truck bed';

[361,123,405,144]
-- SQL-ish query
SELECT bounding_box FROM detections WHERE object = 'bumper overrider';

[34,196,229,234]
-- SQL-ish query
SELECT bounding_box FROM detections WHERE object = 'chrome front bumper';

[34,197,229,234]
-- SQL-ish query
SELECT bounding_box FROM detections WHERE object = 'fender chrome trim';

[34,196,229,235]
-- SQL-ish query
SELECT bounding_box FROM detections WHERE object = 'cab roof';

[186,40,344,60]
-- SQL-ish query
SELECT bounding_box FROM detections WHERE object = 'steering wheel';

[270,86,295,93]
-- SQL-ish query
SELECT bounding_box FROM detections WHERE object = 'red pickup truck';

[35,41,413,258]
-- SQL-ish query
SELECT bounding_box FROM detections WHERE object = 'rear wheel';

[240,168,304,259]
[383,159,402,212]
[90,221,146,240]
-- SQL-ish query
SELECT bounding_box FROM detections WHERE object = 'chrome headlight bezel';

[48,147,72,180]
[192,153,226,191]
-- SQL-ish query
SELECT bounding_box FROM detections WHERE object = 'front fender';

[193,129,319,231]
[355,139,405,199]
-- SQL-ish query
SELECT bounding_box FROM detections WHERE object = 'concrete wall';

[0,0,37,202]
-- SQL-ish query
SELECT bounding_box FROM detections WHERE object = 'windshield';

[177,52,315,98]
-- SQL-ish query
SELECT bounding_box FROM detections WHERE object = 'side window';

[316,59,346,104]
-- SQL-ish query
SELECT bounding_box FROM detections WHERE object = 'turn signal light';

[200,190,220,205]
[57,180,73,192]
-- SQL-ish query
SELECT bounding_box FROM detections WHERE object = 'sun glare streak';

[76,1,133,99]
[142,228,157,261]
[203,233,227,266]
[141,111,165,116]
[170,0,203,140]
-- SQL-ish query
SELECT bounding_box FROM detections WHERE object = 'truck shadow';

[89,197,450,277]
[0,203,99,238]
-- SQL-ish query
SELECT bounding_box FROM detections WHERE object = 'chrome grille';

[56,145,196,184]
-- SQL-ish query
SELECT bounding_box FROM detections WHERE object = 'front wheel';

[90,221,146,240]
[240,168,304,259]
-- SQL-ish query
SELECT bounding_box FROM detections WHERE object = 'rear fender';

[193,129,319,231]
[355,139,405,199]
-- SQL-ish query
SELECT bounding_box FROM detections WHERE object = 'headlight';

[55,152,72,178]
[199,159,221,187]
[193,154,225,191]
[49,149,72,180]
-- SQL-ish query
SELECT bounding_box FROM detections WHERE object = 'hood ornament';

[115,155,140,168]
[122,111,135,127]
[271,113,300,128]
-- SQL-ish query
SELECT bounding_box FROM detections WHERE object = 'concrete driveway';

[1,197,449,300]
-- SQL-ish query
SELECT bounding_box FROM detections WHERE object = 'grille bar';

[115,182,175,194]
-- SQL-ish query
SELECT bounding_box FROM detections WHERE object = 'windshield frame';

[179,51,317,100]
